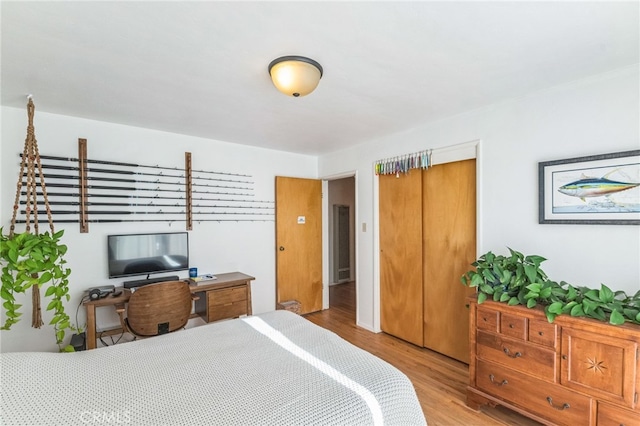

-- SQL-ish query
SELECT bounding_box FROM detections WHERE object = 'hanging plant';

[0,229,74,350]
[0,97,75,351]
[461,247,640,326]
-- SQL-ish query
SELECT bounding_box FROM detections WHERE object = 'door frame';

[372,139,483,332]
[321,170,358,312]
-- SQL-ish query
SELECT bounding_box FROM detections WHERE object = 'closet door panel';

[379,171,424,346]
[423,159,476,363]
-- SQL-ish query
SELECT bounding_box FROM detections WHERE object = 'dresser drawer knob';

[503,347,522,358]
[546,396,570,411]
[488,374,508,386]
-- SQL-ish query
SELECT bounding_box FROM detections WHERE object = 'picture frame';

[538,150,640,225]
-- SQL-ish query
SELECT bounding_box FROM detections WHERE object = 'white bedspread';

[1,310,426,425]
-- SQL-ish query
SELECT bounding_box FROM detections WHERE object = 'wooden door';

[379,171,424,346]
[423,159,476,363]
[275,176,323,314]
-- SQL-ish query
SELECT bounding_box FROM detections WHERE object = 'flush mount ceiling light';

[268,55,323,97]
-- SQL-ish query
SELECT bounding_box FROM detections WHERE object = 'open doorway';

[327,176,356,321]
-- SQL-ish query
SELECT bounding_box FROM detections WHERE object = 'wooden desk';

[83,272,255,350]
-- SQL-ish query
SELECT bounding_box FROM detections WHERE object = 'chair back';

[126,280,193,337]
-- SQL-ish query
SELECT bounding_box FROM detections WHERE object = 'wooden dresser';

[467,298,640,425]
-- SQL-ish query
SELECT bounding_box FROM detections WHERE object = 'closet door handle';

[279,246,285,251]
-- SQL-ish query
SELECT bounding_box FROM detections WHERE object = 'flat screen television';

[107,232,189,279]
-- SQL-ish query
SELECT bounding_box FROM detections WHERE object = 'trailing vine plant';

[461,247,640,326]
[1,228,75,351]
[0,97,76,351]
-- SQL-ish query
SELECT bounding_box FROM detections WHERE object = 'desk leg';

[246,281,252,316]
[86,304,97,350]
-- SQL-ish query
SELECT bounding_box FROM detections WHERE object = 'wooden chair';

[115,280,198,338]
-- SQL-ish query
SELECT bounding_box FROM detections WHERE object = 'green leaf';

[7,248,18,264]
[570,304,585,317]
[38,271,53,284]
[609,309,625,325]
[523,264,538,283]
[526,283,542,293]
[482,269,497,283]
[584,289,600,301]
[499,292,511,302]
[62,344,75,353]
[479,285,494,295]
[548,302,563,314]
[525,255,547,267]
[599,284,614,304]
[566,285,577,301]
[477,292,487,304]
[545,310,556,323]
[527,298,537,308]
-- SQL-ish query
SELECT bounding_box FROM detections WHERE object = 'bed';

[1,310,426,425]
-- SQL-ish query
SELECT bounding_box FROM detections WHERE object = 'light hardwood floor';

[305,282,541,426]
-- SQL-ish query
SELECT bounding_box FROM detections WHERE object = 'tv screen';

[107,232,189,278]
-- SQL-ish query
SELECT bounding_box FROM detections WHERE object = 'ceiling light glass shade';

[268,56,323,97]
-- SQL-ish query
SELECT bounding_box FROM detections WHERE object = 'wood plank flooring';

[305,282,541,426]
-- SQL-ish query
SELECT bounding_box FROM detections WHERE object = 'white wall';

[2,66,638,351]
[319,66,640,332]
[0,107,317,352]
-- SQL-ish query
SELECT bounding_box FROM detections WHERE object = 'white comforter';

[1,310,426,425]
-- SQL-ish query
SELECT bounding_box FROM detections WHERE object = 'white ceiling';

[2,1,638,156]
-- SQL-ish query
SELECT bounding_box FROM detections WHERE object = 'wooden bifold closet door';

[379,159,476,363]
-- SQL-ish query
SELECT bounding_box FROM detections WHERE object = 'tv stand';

[123,275,180,289]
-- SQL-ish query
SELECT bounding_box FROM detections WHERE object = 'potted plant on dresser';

[461,247,640,426]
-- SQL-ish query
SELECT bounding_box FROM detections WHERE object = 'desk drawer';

[208,301,247,322]
[208,287,247,306]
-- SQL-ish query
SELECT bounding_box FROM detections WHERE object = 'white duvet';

[1,310,426,426]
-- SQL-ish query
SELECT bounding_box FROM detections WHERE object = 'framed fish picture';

[539,150,640,225]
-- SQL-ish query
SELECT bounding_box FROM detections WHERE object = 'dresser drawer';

[597,402,639,426]
[477,360,592,426]
[477,330,557,382]
[528,319,557,348]
[477,305,499,332]
[208,286,247,306]
[501,312,526,340]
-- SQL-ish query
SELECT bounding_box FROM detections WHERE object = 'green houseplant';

[0,228,75,351]
[461,247,640,326]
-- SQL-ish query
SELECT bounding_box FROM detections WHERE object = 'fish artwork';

[558,172,640,202]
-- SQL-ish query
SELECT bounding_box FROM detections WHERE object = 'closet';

[379,157,476,363]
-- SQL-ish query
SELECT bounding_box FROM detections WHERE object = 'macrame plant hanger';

[9,96,55,328]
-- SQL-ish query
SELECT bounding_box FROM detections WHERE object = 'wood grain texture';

[379,171,424,346]
[275,176,323,314]
[469,298,640,425]
[123,280,193,336]
[307,282,541,426]
[422,159,477,363]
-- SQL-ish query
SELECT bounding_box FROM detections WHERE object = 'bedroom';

[1,1,639,425]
